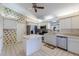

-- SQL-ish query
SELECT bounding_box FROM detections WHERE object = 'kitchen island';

[24,34,42,56]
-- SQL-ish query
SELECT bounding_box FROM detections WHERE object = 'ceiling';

[18,3,79,20]
[1,3,79,22]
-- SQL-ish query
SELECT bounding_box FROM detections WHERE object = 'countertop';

[45,31,79,38]
[24,34,42,40]
[56,33,79,38]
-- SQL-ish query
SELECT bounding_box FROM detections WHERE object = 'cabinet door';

[68,37,79,54]
[0,16,3,54]
[44,34,56,46]
[59,18,71,30]
[72,16,79,29]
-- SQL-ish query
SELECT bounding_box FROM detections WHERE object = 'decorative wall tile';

[0,6,26,47]
[3,29,17,46]
[0,7,27,23]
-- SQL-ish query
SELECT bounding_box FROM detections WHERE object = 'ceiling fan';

[32,3,44,13]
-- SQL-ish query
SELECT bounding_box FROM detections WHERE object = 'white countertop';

[24,34,42,40]
[56,34,79,39]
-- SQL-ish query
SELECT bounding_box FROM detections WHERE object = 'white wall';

[17,22,26,42]
[1,3,36,19]
[4,18,17,29]
[27,21,38,25]
[3,16,26,42]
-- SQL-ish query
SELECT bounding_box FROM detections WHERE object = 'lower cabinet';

[44,33,79,55]
[44,34,56,46]
[26,35,42,56]
[68,37,79,54]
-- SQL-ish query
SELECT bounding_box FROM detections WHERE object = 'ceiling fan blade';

[32,3,36,5]
[36,7,44,9]
[34,8,37,12]
[32,3,37,8]
[32,3,44,13]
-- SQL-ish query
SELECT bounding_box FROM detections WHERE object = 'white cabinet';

[47,23,51,29]
[59,18,71,30]
[24,35,42,55]
[44,34,56,46]
[0,16,3,55]
[72,16,79,29]
[68,37,79,54]
[59,16,79,29]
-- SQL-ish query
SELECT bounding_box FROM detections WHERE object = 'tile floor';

[1,41,26,56]
[31,45,77,56]
[31,44,76,56]
[0,42,77,56]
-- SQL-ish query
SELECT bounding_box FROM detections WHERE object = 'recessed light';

[44,15,54,20]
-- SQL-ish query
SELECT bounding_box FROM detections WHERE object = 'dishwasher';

[56,36,68,50]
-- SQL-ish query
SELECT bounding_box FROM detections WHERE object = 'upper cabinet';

[59,15,79,30]
[59,18,71,30]
[72,16,79,29]
[59,15,79,35]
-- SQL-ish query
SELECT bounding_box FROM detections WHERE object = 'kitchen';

[0,3,79,56]
[42,12,79,55]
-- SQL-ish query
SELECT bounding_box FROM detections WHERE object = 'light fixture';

[52,20,57,22]
[44,15,54,20]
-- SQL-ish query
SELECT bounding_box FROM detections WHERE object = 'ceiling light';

[52,20,57,22]
[44,15,54,20]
